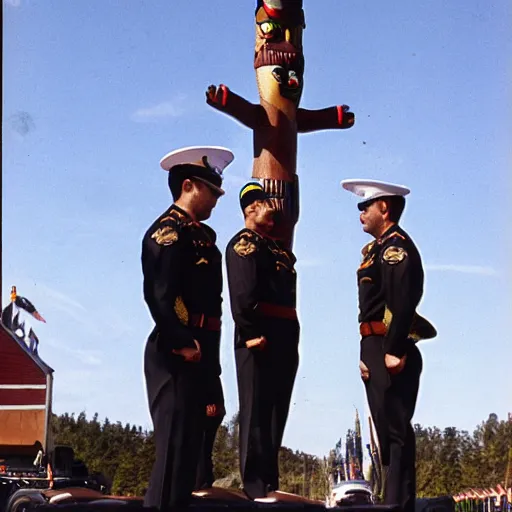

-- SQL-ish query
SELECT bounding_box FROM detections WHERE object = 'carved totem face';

[254,0,305,107]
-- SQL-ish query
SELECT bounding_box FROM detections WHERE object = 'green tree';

[50,410,512,499]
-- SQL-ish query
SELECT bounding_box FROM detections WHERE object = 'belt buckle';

[360,322,372,337]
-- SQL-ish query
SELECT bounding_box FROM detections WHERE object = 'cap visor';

[357,199,375,211]
[194,177,225,197]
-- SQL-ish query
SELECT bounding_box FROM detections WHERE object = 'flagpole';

[0,2,3,309]
[0,1,3,309]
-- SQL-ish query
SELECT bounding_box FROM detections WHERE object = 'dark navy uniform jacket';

[357,224,427,357]
[226,228,299,349]
[142,204,223,404]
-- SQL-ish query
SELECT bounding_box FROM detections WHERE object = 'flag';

[1,301,20,331]
[27,328,40,353]
[1,286,46,326]
[1,287,45,353]
[14,294,46,323]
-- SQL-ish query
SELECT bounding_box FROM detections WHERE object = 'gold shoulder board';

[382,230,407,243]
[361,241,375,258]
[234,237,257,257]
[152,226,179,246]
[382,246,407,265]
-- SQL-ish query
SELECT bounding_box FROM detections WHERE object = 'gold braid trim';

[152,226,178,246]
[234,237,257,257]
[174,296,189,325]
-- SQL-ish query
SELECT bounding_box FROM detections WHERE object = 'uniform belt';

[360,321,387,337]
[189,314,221,332]
[256,302,297,320]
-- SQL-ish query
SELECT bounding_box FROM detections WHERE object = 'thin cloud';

[425,264,497,276]
[54,370,96,394]
[38,284,87,312]
[70,349,102,366]
[4,0,21,6]
[37,283,134,339]
[37,284,92,328]
[132,96,186,122]
[37,283,105,337]
[45,338,102,366]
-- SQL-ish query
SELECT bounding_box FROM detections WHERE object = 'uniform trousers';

[195,375,225,490]
[361,335,422,512]
[235,333,299,499]
[143,330,206,509]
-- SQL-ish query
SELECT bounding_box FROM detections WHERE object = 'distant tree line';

[51,412,512,500]
[51,412,330,499]
[414,413,512,497]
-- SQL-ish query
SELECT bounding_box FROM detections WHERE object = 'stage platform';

[4,486,405,512]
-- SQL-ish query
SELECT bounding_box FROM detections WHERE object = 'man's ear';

[182,178,194,194]
[378,199,389,216]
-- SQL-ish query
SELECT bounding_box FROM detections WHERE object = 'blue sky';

[3,0,511,458]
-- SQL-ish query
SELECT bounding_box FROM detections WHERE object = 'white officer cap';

[341,179,410,211]
[160,146,235,196]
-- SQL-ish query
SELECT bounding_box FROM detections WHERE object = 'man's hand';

[206,404,217,417]
[385,353,407,375]
[246,336,267,350]
[359,360,370,381]
[172,339,201,363]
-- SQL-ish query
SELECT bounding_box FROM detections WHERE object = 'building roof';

[0,324,53,377]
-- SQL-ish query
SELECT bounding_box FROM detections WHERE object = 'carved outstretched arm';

[297,105,355,133]
[206,84,261,130]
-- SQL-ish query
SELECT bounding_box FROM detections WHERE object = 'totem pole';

[206,0,354,249]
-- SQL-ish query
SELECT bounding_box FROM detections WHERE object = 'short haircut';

[168,171,187,201]
[384,195,406,223]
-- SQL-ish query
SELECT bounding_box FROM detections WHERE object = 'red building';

[0,324,53,450]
